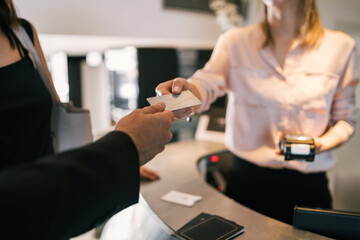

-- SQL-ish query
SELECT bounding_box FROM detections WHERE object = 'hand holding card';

[147,90,201,112]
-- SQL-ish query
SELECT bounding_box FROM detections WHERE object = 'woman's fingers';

[156,78,190,96]
[140,167,160,181]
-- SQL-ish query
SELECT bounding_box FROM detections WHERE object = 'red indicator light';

[217,186,224,192]
[210,155,219,163]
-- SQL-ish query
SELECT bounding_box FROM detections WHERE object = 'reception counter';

[102,140,330,239]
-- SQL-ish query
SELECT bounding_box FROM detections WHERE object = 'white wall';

[14,0,222,40]
[318,0,360,33]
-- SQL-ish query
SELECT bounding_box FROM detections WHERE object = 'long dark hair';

[0,0,19,48]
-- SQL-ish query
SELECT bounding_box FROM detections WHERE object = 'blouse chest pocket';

[296,71,340,135]
[297,71,339,112]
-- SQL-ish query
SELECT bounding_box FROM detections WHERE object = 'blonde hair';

[260,0,324,48]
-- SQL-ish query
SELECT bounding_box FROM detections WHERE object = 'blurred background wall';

[14,0,223,39]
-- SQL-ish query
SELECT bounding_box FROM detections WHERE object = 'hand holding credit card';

[147,90,201,111]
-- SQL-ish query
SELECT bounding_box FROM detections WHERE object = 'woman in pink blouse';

[156,0,358,224]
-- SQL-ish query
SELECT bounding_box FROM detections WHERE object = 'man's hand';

[115,102,174,166]
[140,167,160,181]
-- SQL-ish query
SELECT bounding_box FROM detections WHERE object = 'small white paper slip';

[146,90,201,111]
[161,190,202,207]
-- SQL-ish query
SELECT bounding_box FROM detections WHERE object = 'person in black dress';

[0,0,160,180]
[0,2,58,168]
[1,1,176,238]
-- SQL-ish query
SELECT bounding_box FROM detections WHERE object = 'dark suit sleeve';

[0,131,140,240]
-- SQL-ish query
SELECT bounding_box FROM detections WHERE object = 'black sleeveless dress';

[0,20,53,170]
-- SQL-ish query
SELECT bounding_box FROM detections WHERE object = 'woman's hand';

[115,102,173,166]
[313,137,323,154]
[156,77,190,95]
[140,167,160,181]
[275,132,284,155]
[156,78,193,119]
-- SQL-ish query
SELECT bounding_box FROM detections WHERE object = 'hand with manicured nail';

[156,77,200,119]
[140,166,160,181]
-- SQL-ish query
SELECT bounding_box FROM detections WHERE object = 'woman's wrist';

[313,137,323,154]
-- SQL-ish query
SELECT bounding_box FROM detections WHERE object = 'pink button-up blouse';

[189,24,358,173]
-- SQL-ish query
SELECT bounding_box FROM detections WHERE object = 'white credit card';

[147,90,201,111]
[161,190,202,207]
